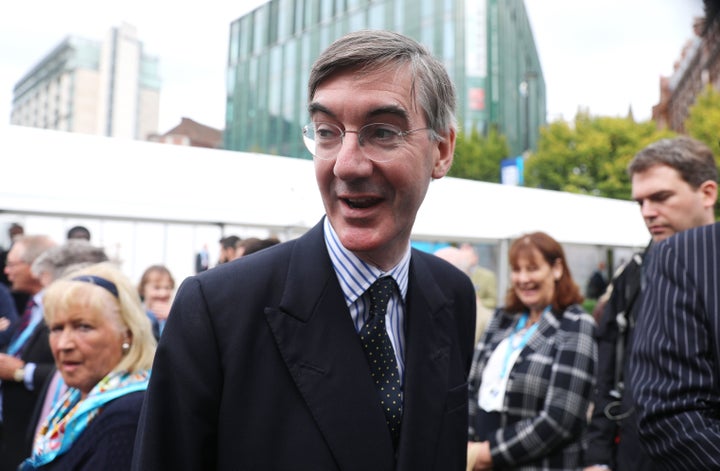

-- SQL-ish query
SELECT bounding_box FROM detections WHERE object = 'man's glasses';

[302,122,430,163]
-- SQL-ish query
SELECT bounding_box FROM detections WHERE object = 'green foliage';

[450,126,509,182]
[448,95,720,206]
[686,85,720,220]
[686,85,720,158]
[524,112,675,200]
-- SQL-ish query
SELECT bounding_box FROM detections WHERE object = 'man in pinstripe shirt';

[584,137,718,471]
[630,221,720,470]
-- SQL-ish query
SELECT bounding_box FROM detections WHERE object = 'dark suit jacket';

[1,322,55,470]
[0,283,18,349]
[132,219,476,470]
[630,222,720,470]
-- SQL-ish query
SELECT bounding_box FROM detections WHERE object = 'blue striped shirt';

[323,217,409,382]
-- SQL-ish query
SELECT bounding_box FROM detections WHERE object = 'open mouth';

[343,197,381,209]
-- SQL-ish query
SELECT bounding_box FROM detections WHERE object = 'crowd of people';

[0,223,283,470]
[0,30,717,471]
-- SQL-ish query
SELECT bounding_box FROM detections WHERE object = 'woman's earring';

[122,342,131,354]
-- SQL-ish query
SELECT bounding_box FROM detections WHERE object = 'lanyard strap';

[7,315,42,357]
[499,307,547,378]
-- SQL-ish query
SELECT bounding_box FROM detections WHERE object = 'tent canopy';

[1,125,649,249]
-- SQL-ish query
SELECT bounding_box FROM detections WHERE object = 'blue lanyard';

[499,308,548,378]
[7,315,42,357]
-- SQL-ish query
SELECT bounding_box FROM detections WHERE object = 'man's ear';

[700,180,718,209]
[431,128,456,179]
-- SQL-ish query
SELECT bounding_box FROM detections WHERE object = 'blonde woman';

[20,262,156,470]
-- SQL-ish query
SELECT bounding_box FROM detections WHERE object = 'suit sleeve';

[132,276,223,471]
[630,240,720,470]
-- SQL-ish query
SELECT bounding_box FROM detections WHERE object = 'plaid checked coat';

[468,305,597,470]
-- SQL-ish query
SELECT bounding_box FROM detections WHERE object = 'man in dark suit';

[583,136,718,471]
[132,30,476,471]
[0,235,56,470]
[630,221,720,470]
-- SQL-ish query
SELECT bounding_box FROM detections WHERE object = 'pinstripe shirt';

[322,217,409,382]
[630,222,720,470]
[468,305,597,470]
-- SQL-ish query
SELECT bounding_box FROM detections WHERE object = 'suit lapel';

[264,222,395,471]
[396,252,455,468]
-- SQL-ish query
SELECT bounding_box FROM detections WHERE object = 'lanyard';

[7,315,42,357]
[499,307,548,378]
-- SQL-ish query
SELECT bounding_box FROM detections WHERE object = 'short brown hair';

[628,136,717,189]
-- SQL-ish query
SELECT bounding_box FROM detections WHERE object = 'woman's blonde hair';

[43,261,156,373]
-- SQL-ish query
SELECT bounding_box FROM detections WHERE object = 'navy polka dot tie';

[359,276,403,447]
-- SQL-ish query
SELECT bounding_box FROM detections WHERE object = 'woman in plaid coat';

[467,232,597,470]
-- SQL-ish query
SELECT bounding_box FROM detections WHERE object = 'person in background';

[137,265,175,336]
[583,136,718,471]
[19,262,156,470]
[0,223,24,347]
[233,236,281,260]
[584,260,608,301]
[0,283,18,349]
[132,30,475,471]
[65,226,91,242]
[467,231,596,470]
[0,223,29,314]
[27,240,112,441]
[462,244,497,311]
[194,244,210,274]
[434,245,493,345]
[217,235,241,264]
[0,235,57,470]
[31,240,108,288]
[231,236,260,260]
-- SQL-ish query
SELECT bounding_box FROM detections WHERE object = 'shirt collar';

[323,217,410,306]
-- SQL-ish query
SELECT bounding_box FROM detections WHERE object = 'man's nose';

[333,132,372,178]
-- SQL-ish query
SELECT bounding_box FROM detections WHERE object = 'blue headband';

[71,275,119,298]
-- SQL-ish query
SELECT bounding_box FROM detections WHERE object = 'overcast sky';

[0,0,705,133]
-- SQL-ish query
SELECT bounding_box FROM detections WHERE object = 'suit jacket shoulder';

[630,222,720,470]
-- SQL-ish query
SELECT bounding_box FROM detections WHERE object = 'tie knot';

[368,276,395,316]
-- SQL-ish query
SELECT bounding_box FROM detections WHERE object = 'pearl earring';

[122,342,131,354]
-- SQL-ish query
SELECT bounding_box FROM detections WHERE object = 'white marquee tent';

[1,125,649,292]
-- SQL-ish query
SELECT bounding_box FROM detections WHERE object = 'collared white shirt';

[323,217,410,382]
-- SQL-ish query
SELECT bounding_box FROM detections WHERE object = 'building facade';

[225,0,546,159]
[653,12,720,132]
[11,23,160,140]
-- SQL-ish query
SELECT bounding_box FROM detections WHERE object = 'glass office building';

[225,0,545,159]
[12,24,160,140]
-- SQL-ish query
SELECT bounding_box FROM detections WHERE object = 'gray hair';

[308,30,457,140]
[14,235,56,264]
[628,136,718,189]
[31,240,108,282]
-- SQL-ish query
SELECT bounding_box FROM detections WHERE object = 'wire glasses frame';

[302,122,430,162]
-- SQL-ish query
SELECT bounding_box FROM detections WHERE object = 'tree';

[449,126,509,182]
[685,85,720,158]
[524,112,674,200]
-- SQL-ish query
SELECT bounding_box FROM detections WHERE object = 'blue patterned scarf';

[19,369,150,470]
